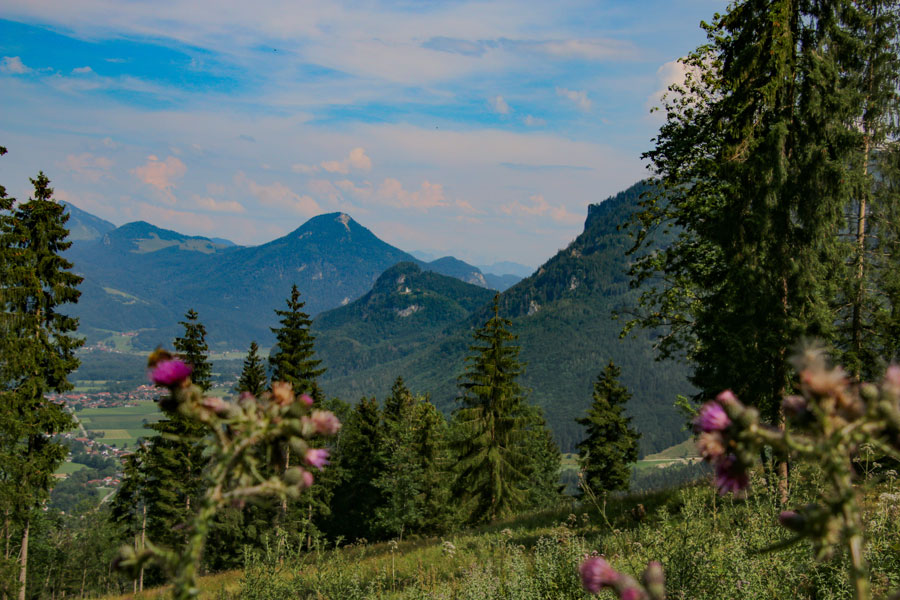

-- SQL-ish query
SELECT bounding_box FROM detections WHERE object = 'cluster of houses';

[49,384,160,410]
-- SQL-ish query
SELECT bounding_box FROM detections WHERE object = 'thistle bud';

[778,510,806,532]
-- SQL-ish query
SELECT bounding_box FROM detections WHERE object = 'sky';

[0,0,726,268]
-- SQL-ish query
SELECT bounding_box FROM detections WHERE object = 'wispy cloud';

[196,196,245,213]
[490,95,510,114]
[321,147,372,174]
[236,172,321,216]
[556,87,592,111]
[131,155,186,204]
[1,56,31,74]
[61,153,114,183]
[501,194,581,223]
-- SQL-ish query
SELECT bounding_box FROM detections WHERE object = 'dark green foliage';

[0,168,81,598]
[453,296,534,523]
[373,378,424,538]
[627,0,880,422]
[175,308,212,391]
[133,310,211,552]
[319,184,694,455]
[269,285,325,396]
[328,397,384,541]
[576,362,640,494]
[236,341,267,396]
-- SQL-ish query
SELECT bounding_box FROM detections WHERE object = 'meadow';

[76,401,162,448]
[93,462,900,600]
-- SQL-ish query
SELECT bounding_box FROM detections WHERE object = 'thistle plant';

[115,349,340,600]
[693,348,900,600]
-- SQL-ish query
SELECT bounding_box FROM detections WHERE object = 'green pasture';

[75,401,161,448]
[54,462,88,476]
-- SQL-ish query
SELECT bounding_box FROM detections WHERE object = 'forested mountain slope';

[318,182,692,455]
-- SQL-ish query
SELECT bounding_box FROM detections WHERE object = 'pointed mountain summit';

[61,201,116,242]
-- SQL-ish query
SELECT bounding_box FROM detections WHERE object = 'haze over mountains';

[62,181,691,455]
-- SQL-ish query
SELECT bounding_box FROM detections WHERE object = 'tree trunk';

[139,504,146,592]
[79,567,86,599]
[17,519,28,600]
[852,135,872,377]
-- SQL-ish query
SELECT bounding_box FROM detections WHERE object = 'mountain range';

[61,182,691,455]
[62,207,523,349]
[312,182,691,454]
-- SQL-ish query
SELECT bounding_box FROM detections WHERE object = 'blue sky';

[0,0,725,267]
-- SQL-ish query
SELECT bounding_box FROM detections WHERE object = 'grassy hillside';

[95,466,900,599]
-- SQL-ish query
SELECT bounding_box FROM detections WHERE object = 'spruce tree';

[629,1,859,424]
[524,407,563,510]
[0,170,81,600]
[137,309,211,552]
[269,285,325,396]
[453,295,532,523]
[329,397,384,540]
[576,362,640,494]
[236,341,267,396]
[373,378,424,539]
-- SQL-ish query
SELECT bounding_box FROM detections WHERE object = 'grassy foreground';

[97,466,900,600]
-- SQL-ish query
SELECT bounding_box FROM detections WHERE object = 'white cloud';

[291,163,319,174]
[196,196,245,213]
[72,66,94,74]
[523,115,546,127]
[490,95,510,114]
[236,171,321,216]
[320,147,372,174]
[377,178,446,211]
[1,56,30,74]
[130,155,186,203]
[501,194,581,223]
[61,153,114,182]
[556,87,592,111]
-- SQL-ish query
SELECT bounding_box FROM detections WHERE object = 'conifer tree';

[236,341,267,396]
[525,407,563,510]
[0,169,81,600]
[329,397,384,540]
[412,399,455,534]
[137,309,211,552]
[453,295,532,523]
[576,362,640,494]
[269,285,325,396]
[374,378,424,539]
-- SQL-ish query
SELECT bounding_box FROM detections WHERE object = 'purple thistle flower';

[580,557,619,594]
[620,587,647,600]
[305,448,330,470]
[778,510,806,532]
[715,455,749,495]
[150,360,192,387]
[299,393,314,407]
[301,469,314,488]
[311,410,341,435]
[695,401,731,433]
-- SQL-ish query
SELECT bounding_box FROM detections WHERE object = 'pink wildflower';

[150,360,192,387]
[311,409,341,435]
[715,455,749,495]
[305,448,330,470]
[620,587,646,600]
[716,389,739,407]
[695,401,731,433]
[300,393,314,407]
[696,431,726,461]
[778,510,806,532]
[271,381,294,406]
[781,395,808,418]
[580,557,619,594]
[200,396,229,415]
[301,470,314,488]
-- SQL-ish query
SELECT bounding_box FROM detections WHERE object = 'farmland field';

[75,401,162,448]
